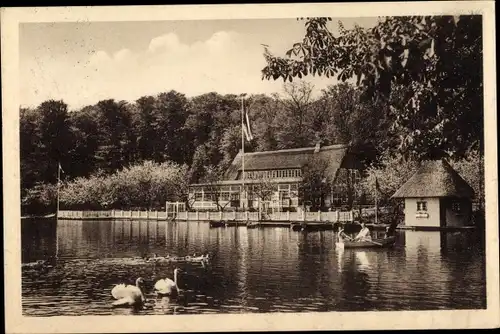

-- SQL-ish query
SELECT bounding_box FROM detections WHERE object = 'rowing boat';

[246,221,260,228]
[337,236,396,249]
[209,221,226,228]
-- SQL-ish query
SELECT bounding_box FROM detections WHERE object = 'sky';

[20,18,379,110]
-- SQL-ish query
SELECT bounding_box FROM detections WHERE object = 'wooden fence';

[58,209,355,222]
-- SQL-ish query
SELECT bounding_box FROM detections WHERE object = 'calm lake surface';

[21,219,486,316]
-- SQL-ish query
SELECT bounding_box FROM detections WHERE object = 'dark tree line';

[262,15,483,160]
[21,16,484,214]
[20,82,390,195]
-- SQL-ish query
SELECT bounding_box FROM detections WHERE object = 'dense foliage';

[21,15,484,213]
[21,82,389,213]
[60,161,189,211]
[262,15,483,160]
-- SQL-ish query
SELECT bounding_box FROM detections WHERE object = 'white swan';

[111,277,146,307]
[154,268,182,296]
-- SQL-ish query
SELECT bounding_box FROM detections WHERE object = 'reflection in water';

[21,220,486,316]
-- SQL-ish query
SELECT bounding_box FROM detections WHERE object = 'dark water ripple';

[21,219,486,316]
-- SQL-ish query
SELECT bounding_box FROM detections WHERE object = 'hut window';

[452,201,462,213]
[417,201,428,211]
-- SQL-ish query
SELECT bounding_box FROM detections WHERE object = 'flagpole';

[241,95,245,211]
[374,177,378,225]
[57,162,61,219]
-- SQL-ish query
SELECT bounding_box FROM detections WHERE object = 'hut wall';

[404,198,440,227]
[442,198,472,227]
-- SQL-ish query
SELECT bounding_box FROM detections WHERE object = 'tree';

[21,182,58,215]
[273,82,317,148]
[184,93,241,182]
[36,100,72,183]
[449,148,484,210]
[247,176,278,216]
[94,99,136,173]
[360,151,420,206]
[299,156,333,211]
[68,105,101,178]
[20,107,42,192]
[198,164,231,211]
[244,94,281,151]
[60,160,189,210]
[319,82,392,167]
[132,95,159,162]
[262,16,483,159]
[155,91,190,164]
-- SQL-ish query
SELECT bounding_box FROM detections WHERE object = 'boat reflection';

[355,251,371,271]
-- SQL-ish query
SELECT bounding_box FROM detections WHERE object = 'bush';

[360,152,420,205]
[449,148,484,209]
[59,160,190,210]
[21,182,58,215]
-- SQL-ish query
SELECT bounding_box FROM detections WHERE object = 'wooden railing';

[57,209,355,222]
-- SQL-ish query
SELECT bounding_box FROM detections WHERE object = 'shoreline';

[22,215,478,232]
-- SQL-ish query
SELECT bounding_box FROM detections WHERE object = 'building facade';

[188,143,361,212]
[392,159,475,228]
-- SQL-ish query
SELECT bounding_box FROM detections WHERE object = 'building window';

[417,201,428,211]
[195,192,203,201]
[452,201,462,213]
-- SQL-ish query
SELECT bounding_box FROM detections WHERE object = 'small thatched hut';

[392,159,474,228]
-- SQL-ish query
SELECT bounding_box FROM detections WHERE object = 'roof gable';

[223,144,349,180]
[392,159,474,199]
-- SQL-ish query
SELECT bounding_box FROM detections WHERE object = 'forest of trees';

[21,82,392,213]
[262,15,484,212]
[20,15,484,215]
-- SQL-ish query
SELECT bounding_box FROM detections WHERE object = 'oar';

[367,240,384,246]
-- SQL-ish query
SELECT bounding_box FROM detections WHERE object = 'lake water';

[21,219,486,316]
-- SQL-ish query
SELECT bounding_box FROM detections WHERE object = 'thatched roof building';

[223,143,354,181]
[392,159,474,199]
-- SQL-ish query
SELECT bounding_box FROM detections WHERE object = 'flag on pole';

[58,163,65,174]
[243,125,251,142]
[243,103,253,142]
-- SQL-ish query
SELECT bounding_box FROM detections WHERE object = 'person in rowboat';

[337,227,353,242]
[354,223,372,242]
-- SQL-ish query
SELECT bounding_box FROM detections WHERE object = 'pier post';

[317,210,321,221]
[112,209,115,218]
[245,211,248,221]
[147,211,150,220]
[336,210,339,222]
[219,211,223,220]
[185,211,188,221]
[155,210,158,219]
[287,211,290,221]
[196,211,199,221]
[129,210,132,218]
[233,210,236,220]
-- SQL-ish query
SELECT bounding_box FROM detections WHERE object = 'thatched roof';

[223,144,349,181]
[392,159,474,199]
